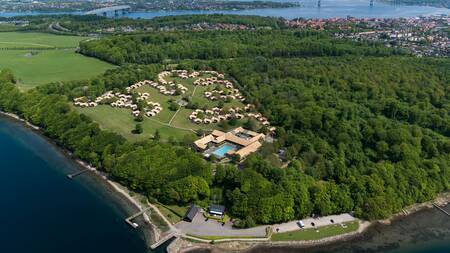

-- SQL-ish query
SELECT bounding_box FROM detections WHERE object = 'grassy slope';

[0,50,113,90]
[76,105,192,142]
[0,32,86,48]
[271,221,359,241]
[155,204,188,224]
[78,74,246,142]
[0,32,113,90]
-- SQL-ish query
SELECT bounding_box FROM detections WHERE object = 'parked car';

[297,220,305,228]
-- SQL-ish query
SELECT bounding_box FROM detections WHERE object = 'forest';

[0,14,286,34]
[187,56,450,223]
[0,26,449,226]
[78,30,407,65]
[60,14,285,33]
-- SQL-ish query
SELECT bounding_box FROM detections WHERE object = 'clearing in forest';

[76,70,274,142]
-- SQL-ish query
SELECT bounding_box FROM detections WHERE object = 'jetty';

[67,168,90,179]
[433,203,450,217]
[125,207,151,228]
[150,232,177,250]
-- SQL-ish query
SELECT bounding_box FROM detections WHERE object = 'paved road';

[176,210,356,238]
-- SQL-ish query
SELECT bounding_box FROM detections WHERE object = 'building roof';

[194,127,265,159]
[235,141,262,158]
[209,204,225,214]
[184,204,200,222]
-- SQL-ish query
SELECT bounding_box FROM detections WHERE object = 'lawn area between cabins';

[271,221,359,241]
[0,32,113,90]
[76,105,192,142]
[77,72,249,142]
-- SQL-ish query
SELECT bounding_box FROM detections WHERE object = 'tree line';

[0,69,212,207]
[78,30,407,65]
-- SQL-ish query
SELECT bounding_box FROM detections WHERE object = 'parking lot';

[271,213,356,233]
[176,211,268,237]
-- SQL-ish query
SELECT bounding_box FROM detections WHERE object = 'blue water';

[0,116,149,253]
[1,0,449,19]
[213,143,236,158]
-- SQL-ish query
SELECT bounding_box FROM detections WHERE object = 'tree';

[133,124,143,134]
[244,118,258,131]
[154,129,161,141]
[134,113,144,122]
[169,102,179,111]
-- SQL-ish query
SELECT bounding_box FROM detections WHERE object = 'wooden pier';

[150,232,176,250]
[433,203,450,217]
[125,207,151,228]
[67,169,90,179]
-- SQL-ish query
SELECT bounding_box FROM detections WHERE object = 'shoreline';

[1,111,449,253]
[177,192,450,253]
[0,111,160,248]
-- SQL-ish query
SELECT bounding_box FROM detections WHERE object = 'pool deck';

[204,142,238,159]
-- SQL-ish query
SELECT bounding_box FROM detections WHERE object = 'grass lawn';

[148,208,170,233]
[0,50,113,90]
[76,105,192,142]
[134,86,178,123]
[186,234,266,241]
[271,221,359,241]
[0,24,19,32]
[0,32,113,89]
[155,204,188,225]
[78,74,249,142]
[0,32,87,48]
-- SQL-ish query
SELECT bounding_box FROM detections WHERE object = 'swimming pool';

[212,143,236,158]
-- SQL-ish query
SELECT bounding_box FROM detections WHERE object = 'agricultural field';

[0,32,86,49]
[75,71,259,142]
[0,32,113,89]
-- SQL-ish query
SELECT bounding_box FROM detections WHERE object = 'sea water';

[1,0,449,19]
[0,116,149,253]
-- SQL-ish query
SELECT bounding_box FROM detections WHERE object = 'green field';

[155,204,189,224]
[0,32,113,89]
[271,221,359,241]
[0,24,19,32]
[77,105,194,142]
[77,73,249,142]
[0,32,87,49]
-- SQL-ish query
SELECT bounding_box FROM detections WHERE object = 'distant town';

[286,15,449,57]
[1,10,448,57]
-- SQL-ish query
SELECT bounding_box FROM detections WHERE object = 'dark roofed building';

[208,204,225,217]
[184,204,200,222]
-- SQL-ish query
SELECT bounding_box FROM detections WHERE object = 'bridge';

[318,0,374,7]
[85,5,131,17]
